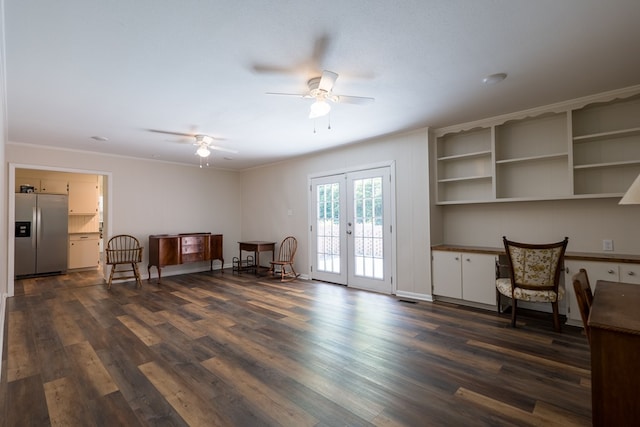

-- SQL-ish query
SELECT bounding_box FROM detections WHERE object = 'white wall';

[0,0,8,376]
[240,128,432,298]
[6,144,242,282]
[437,198,640,254]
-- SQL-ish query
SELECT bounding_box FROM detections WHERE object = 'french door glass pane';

[316,183,341,274]
[353,177,384,279]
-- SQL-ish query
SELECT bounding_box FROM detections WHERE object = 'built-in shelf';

[438,175,492,183]
[437,150,492,162]
[574,160,640,170]
[573,127,640,143]
[434,85,640,204]
[496,153,568,165]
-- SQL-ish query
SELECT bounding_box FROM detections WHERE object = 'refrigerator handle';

[35,206,41,248]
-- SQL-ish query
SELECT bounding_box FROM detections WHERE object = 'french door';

[310,166,394,294]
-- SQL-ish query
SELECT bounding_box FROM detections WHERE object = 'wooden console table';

[589,281,640,426]
[238,241,275,276]
[148,233,223,282]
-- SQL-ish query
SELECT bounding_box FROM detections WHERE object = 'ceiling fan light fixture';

[195,134,214,145]
[196,145,211,157]
[309,99,331,118]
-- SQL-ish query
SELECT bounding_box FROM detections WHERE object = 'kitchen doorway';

[8,164,111,297]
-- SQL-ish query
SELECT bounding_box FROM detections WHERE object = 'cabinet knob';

[628,271,636,276]
[455,257,459,261]
[465,258,471,262]
[608,269,615,274]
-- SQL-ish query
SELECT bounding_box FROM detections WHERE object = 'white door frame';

[7,163,113,297]
[308,161,397,294]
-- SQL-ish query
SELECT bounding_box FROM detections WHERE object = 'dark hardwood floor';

[1,268,591,426]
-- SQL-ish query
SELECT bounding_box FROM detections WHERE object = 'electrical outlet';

[603,239,614,251]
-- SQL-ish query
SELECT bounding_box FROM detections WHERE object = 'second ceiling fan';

[267,70,374,118]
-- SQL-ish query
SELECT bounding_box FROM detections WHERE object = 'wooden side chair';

[496,236,569,331]
[269,236,299,282]
[105,234,143,289]
[572,268,593,343]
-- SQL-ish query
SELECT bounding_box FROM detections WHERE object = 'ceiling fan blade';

[318,70,338,92]
[266,92,307,98]
[332,94,375,105]
[146,128,194,137]
[209,144,238,154]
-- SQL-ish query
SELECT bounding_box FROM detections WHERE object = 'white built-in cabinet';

[432,251,497,306]
[564,260,640,326]
[435,86,640,204]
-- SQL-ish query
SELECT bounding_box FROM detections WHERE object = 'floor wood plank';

[1,269,592,426]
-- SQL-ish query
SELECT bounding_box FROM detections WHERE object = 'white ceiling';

[5,1,640,170]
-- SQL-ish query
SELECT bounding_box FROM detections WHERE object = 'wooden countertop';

[432,244,640,264]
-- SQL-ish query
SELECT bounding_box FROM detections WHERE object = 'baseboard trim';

[395,290,434,302]
[0,292,7,379]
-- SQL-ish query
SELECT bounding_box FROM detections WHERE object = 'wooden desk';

[238,241,275,275]
[148,233,223,282]
[589,280,640,426]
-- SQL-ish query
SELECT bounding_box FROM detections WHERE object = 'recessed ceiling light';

[91,136,109,142]
[482,73,507,85]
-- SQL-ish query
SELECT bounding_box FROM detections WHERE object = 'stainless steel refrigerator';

[15,193,68,277]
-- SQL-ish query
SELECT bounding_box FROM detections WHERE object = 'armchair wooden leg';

[107,265,115,290]
[552,301,561,332]
[132,263,142,288]
[511,299,517,327]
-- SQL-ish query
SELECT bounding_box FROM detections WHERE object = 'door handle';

[346,230,352,235]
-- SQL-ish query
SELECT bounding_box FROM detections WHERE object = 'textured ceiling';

[5,0,640,169]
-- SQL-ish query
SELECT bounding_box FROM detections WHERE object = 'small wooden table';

[238,241,275,276]
[589,280,640,426]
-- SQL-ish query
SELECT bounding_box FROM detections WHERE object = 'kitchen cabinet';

[564,259,640,326]
[69,233,100,269]
[432,250,497,306]
[40,178,68,194]
[15,176,68,194]
[68,181,98,215]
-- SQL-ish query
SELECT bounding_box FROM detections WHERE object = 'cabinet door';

[68,181,98,214]
[69,238,100,269]
[565,260,620,323]
[40,178,68,194]
[432,251,462,299]
[462,253,497,306]
[619,264,640,285]
[15,176,41,193]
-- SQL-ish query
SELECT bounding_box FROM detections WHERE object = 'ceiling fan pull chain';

[313,119,316,134]
[328,114,331,130]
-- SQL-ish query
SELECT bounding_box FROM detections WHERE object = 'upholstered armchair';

[496,236,568,331]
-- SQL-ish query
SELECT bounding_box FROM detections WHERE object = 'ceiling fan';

[267,70,374,118]
[146,129,238,159]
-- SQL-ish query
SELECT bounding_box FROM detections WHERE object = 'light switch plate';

[603,239,614,251]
